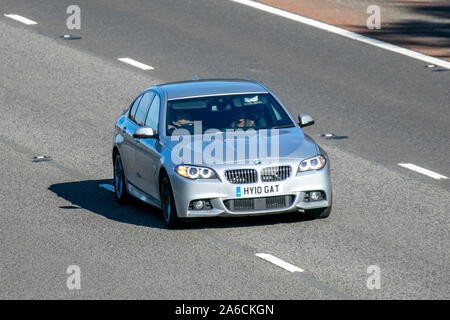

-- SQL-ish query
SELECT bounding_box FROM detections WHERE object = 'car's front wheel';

[113,152,130,205]
[160,174,179,228]
[306,205,332,219]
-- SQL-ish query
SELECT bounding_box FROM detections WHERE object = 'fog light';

[189,199,213,210]
[194,200,205,210]
[303,191,325,202]
[310,191,321,201]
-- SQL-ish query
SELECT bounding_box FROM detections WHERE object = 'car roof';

[154,79,268,100]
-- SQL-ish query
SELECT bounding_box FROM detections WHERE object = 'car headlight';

[176,165,217,179]
[298,155,326,172]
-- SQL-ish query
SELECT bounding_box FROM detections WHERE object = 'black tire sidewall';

[114,153,129,204]
[306,205,332,219]
[161,174,178,228]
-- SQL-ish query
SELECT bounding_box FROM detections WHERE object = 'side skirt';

[127,180,162,210]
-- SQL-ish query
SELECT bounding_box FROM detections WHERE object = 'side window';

[129,95,143,121]
[144,94,160,132]
[134,92,155,126]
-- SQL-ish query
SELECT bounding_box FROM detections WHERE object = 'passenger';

[230,109,255,128]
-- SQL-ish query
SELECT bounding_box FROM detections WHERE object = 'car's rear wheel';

[113,152,130,205]
[160,174,179,228]
[306,205,332,219]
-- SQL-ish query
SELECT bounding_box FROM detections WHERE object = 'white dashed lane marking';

[118,58,154,70]
[4,14,38,25]
[398,163,448,180]
[255,253,304,273]
[99,184,115,192]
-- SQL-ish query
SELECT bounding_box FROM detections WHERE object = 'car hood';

[163,127,319,166]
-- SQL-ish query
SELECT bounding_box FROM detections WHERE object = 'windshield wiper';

[273,124,295,129]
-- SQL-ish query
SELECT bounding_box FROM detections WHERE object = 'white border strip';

[229,0,450,69]
[118,58,154,70]
[398,163,448,180]
[256,253,304,272]
[4,14,38,25]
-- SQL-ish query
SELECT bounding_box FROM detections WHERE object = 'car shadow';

[49,179,315,230]
[49,179,167,229]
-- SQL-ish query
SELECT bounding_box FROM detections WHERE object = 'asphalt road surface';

[1,0,449,299]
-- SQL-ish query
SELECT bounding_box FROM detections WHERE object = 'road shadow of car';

[49,179,167,229]
[49,179,316,230]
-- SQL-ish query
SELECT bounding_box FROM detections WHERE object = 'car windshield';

[166,93,294,135]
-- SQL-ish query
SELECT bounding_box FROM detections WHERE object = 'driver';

[168,110,194,130]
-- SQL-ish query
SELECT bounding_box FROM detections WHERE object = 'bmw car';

[112,79,332,227]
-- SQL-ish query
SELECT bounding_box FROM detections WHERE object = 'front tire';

[113,152,130,205]
[306,205,332,219]
[160,174,179,228]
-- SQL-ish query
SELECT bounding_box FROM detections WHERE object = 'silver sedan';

[112,79,332,227]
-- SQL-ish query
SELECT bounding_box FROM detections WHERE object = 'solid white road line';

[398,163,448,180]
[229,0,450,70]
[117,58,154,70]
[255,253,304,273]
[4,14,38,25]
[99,184,115,192]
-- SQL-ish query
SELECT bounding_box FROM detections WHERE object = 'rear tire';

[306,205,332,219]
[160,174,179,228]
[113,152,130,205]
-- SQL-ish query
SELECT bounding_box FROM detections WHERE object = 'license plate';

[236,184,280,197]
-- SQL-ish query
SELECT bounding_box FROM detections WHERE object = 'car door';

[126,91,155,187]
[119,94,142,180]
[134,92,161,199]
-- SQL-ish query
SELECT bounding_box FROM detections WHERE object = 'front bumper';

[170,164,332,218]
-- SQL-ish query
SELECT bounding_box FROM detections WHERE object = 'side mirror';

[133,127,158,139]
[298,114,314,128]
